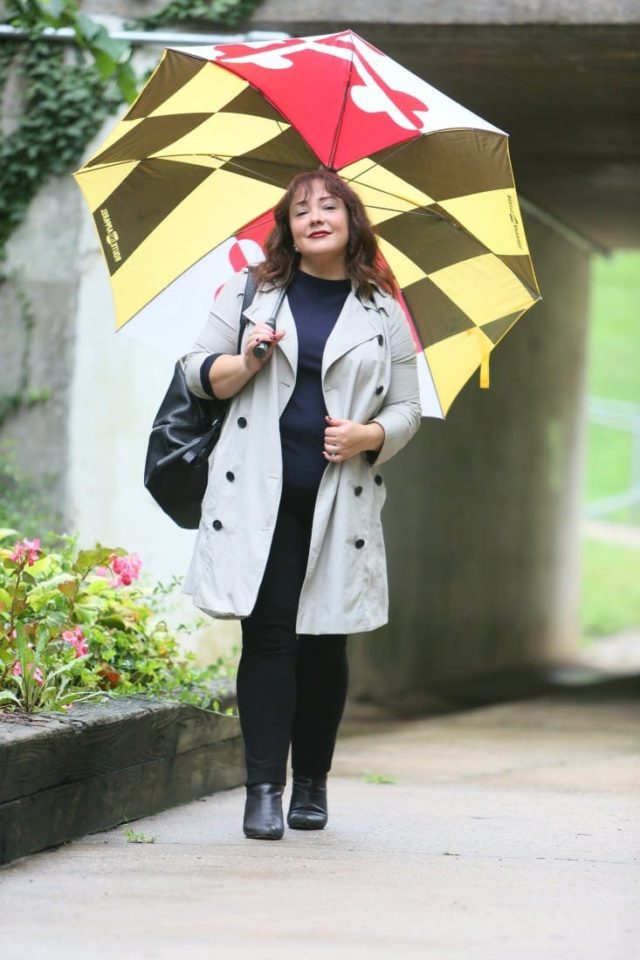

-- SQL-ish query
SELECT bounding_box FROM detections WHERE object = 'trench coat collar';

[242,276,390,379]
[322,286,386,377]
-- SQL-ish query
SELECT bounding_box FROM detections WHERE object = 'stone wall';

[250,0,640,26]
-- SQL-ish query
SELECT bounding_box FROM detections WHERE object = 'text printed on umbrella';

[100,208,122,263]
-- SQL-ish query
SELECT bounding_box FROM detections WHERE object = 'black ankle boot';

[243,782,285,840]
[287,774,328,830]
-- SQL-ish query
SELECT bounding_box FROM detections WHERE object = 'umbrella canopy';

[74,30,540,417]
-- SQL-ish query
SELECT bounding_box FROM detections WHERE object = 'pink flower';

[109,552,142,588]
[10,538,41,566]
[94,566,111,577]
[62,625,89,658]
[12,661,44,685]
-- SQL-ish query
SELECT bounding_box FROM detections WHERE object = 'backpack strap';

[236,266,257,354]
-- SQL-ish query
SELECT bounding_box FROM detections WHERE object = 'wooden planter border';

[0,682,244,866]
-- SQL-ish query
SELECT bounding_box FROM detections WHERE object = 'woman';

[182,170,421,840]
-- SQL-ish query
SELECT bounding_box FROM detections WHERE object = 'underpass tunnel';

[323,18,640,705]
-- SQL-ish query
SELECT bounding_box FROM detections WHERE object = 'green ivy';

[133,0,263,31]
[0,0,135,263]
[0,40,123,260]
[5,1,137,99]
[0,0,264,262]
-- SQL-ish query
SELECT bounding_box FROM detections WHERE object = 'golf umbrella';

[73,30,540,417]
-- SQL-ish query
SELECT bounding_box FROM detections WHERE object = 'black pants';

[236,485,349,786]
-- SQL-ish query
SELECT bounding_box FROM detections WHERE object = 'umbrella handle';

[251,286,287,359]
[252,331,273,360]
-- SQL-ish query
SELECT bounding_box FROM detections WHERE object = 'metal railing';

[0,25,290,45]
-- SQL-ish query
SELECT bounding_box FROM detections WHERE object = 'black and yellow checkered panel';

[75,50,320,328]
[340,134,539,413]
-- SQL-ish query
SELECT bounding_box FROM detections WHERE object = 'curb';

[0,682,243,866]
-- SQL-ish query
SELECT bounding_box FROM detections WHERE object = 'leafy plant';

[5,1,137,101]
[0,530,237,714]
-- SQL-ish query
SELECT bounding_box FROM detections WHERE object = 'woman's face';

[289,179,350,269]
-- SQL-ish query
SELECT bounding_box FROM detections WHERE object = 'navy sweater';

[200,269,351,491]
[281,269,351,489]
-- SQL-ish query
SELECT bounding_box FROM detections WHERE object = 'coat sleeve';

[180,269,247,399]
[370,299,422,466]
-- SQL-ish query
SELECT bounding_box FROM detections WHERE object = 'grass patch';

[581,538,640,641]
[123,829,157,844]
[587,251,640,404]
[584,251,640,524]
[585,424,638,524]
[581,252,640,637]
[363,771,397,784]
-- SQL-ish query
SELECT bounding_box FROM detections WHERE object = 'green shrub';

[0,530,235,715]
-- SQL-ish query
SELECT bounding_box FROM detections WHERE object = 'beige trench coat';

[181,268,421,635]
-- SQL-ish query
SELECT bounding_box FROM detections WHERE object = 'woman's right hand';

[242,323,286,375]
[208,324,286,399]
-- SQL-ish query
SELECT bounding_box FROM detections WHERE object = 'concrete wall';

[348,213,590,707]
[249,0,640,26]
[0,176,81,519]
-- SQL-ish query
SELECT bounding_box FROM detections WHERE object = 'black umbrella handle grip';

[252,339,270,360]
[250,287,286,359]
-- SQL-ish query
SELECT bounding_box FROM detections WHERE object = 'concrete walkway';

[1,678,638,960]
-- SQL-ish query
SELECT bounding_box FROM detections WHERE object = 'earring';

[293,244,299,253]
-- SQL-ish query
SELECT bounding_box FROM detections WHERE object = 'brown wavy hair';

[252,170,398,300]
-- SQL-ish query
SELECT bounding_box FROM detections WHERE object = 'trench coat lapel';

[322,289,385,379]
[243,281,389,382]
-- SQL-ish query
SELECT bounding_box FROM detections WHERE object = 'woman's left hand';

[323,416,384,463]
